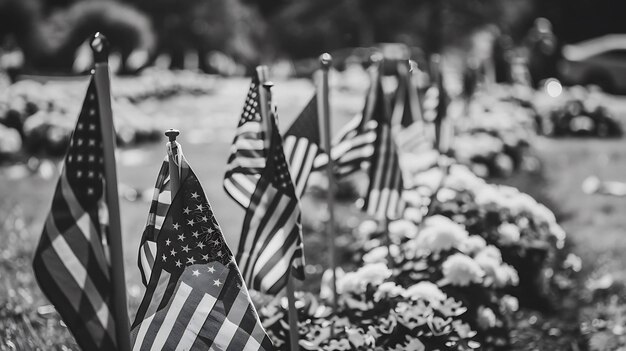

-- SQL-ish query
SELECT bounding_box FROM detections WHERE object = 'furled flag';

[32,77,117,350]
[138,156,170,285]
[131,151,273,350]
[282,94,323,198]
[224,76,305,294]
[392,61,436,155]
[361,65,406,220]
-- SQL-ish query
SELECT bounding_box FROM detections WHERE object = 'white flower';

[460,235,487,255]
[412,167,444,191]
[476,306,497,329]
[474,186,504,208]
[388,219,418,242]
[550,223,567,249]
[414,216,469,253]
[346,327,374,348]
[403,207,423,224]
[401,189,424,207]
[362,246,389,264]
[436,188,457,203]
[500,295,519,313]
[475,245,502,262]
[441,253,485,286]
[357,220,379,240]
[452,320,477,339]
[337,263,392,294]
[498,223,521,245]
[444,164,485,191]
[404,281,446,302]
[374,282,405,302]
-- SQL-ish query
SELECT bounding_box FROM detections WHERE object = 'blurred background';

[0,0,624,78]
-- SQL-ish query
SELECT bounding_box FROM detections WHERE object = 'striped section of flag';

[138,156,170,285]
[33,76,117,350]
[312,113,377,178]
[361,66,406,220]
[224,79,266,209]
[224,76,305,295]
[283,94,322,198]
[237,123,304,294]
[132,157,272,350]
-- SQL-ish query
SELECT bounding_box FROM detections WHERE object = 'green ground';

[1,79,626,349]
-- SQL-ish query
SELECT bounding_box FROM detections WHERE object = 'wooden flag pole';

[90,32,132,351]
[256,65,300,351]
[317,53,339,316]
[165,129,181,201]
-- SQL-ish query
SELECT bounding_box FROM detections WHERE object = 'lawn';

[1,77,626,349]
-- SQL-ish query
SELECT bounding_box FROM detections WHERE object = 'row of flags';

[31,51,448,350]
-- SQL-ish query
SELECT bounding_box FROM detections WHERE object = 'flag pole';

[90,32,132,351]
[165,129,181,200]
[256,65,300,351]
[318,53,339,316]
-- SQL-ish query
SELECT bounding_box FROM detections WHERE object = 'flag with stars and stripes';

[32,76,117,350]
[223,77,266,209]
[361,66,406,220]
[131,154,273,350]
[224,77,305,295]
[282,94,323,198]
[311,112,378,178]
[138,156,170,286]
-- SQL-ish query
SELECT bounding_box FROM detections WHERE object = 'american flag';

[392,62,436,154]
[131,156,273,350]
[311,113,378,178]
[282,94,322,198]
[224,78,305,295]
[32,77,117,350]
[223,78,266,208]
[138,156,170,286]
[361,67,406,220]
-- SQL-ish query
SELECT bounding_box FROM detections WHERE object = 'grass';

[2,78,626,349]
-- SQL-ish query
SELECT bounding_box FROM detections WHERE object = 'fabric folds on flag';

[361,67,406,220]
[223,77,267,209]
[224,77,305,295]
[138,156,170,286]
[132,155,272,350]
[282,94,323,198]
[32,76,117,350]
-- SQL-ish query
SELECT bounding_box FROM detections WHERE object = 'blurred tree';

[30,0,155,74]
[265,0,536,60]
[128,0,267,72]
[0,0,44,59]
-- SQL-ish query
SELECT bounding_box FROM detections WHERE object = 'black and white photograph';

[0,0,625,350]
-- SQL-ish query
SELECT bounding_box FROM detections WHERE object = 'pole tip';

[319,53,333,69]
[408,60,418,73]
[90,32,110,63]
[165,129,180,142]
[369,52,384,65]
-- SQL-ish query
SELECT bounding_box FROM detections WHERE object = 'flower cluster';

[259,264,480,351]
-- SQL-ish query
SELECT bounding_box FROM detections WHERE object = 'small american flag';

[131,155,272,350]
[361,67,406,220]
[138,156,170,286]
[282,94,322,198]
[311,113,378,178]
[224,77,305,295]
[392,62,435,154]
[223,78,266,208]
[32,76,117,350]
